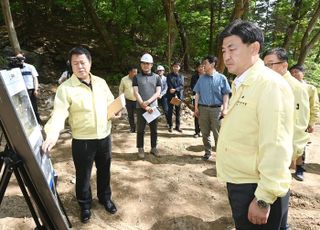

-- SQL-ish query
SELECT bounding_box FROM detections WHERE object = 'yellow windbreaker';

[45,74,114,140]
[217,59,294,204]
[305,83,319,127]
[283,72,309,159]
[119,75,136,101]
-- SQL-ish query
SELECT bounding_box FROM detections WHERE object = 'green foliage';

[104,73,123,86]
[1,0,319,87]
[0,56,8,69]
[304,58,320,90]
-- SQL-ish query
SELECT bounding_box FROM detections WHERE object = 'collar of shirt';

[81,80,92,89]
[208,70,217,77]
[233,69,249,91]
[141,72,153,76]
[70,73,92,89]
[170,72,180,77]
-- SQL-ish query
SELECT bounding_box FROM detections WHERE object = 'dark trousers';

[227,183,290,230]
[27,89,42,124]
[167,98,181,129]
[194,117,200,134]
[158,95,169,125]
[136,108,157,148]
[72,136,112,209]
[125,99,136,131]
[193,99,200,134]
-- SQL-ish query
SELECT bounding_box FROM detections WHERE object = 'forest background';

[1,1,320,229]
[0,0,320,89]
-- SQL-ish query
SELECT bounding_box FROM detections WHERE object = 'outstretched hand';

[42,135,59,153]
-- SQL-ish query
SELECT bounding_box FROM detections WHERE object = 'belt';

[199,104,221,108]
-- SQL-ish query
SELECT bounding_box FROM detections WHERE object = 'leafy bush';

[0,56,8,69]
[104,73,123,86]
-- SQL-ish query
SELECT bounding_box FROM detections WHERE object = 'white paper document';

[142,107,161,123]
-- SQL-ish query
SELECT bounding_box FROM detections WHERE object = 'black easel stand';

[0,121,72,229]
[0,147,48,229]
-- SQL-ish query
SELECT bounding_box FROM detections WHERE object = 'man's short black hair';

[194,60,202,68]
[202,55,218,66]
[262,48,288,62]
[127,66,137,73]
[171,61,180,66]
[68,47,92,64]
[289,64,305,73]
[220,19,264,52]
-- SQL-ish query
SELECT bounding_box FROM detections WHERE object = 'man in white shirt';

[16,53,42,124]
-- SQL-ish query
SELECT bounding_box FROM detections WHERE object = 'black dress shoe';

[130,128,136,133]
[202,154,211,161]
[99,199,117,214]
[174,128,183,133]
[80,209,91,223]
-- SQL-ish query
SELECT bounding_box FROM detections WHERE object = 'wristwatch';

[256,199,270,209]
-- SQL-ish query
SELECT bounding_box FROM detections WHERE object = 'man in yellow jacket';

[218,20,294,229]
[42,47,119,223]
[119,66,138,133]
[290,64,319,133]
[263,48,310,182]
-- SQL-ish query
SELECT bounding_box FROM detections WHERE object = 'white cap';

[140,53,153,63]
[157,65,165,71]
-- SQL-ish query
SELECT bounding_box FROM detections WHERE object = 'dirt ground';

[1,108,320,230]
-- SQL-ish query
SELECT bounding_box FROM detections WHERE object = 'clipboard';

[107,94,126,120]
[170,97,181,106]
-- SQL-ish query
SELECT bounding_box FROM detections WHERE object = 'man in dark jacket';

[166,62,184,132]
[190,62,205,137]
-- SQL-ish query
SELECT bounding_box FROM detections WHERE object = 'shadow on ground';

[305,163,320,175]
[202,167,217,177]
[149,215,234,230]
[0,195,31,218]
[112,152,213,166]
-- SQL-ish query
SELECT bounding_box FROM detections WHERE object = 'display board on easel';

[0,68,70,229]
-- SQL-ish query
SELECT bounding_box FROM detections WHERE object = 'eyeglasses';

[265,61,284,68]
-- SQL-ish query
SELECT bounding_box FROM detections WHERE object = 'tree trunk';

[162,0,177,67]
[283,0,304,50]
[298,30,320,65]
[297,1,320,65]
[208,0,215,54]
[173,12,190,72]
[217,0,249,73]
[230,0,249,21]
[82,0,117,62]
[0,0,21,54]
[214,0,223,55]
